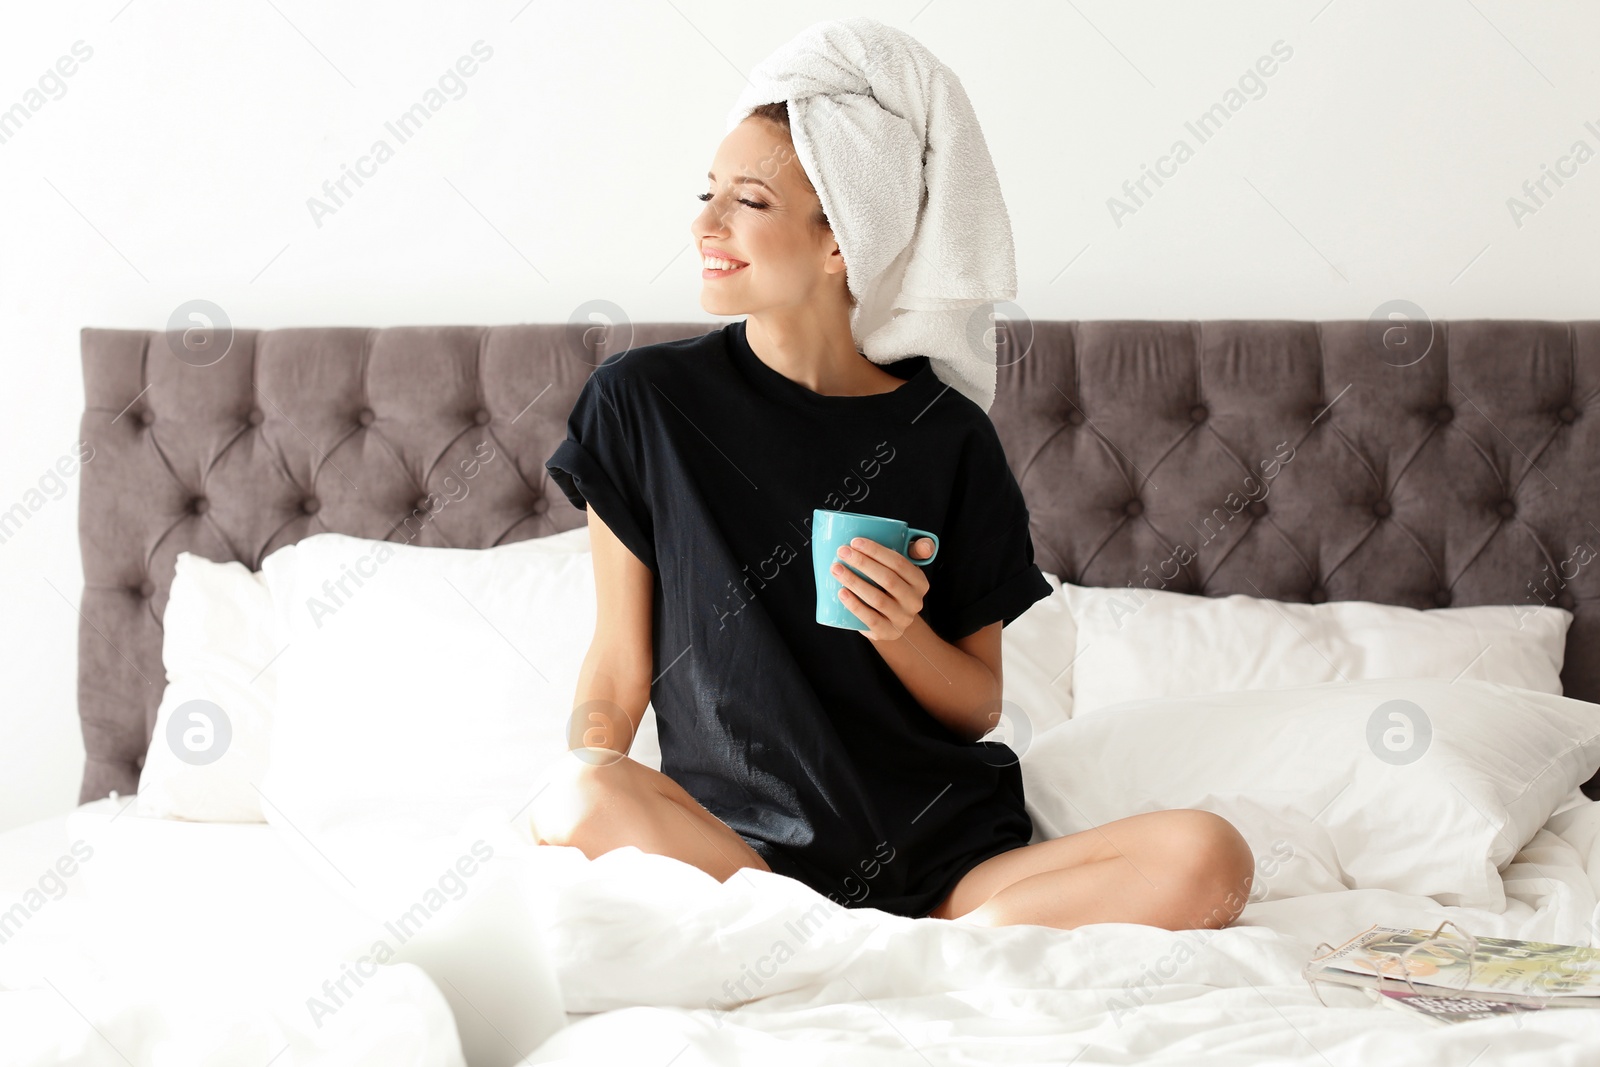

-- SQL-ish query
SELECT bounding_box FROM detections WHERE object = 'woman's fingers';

[831,538,930,640]
[833,539,918,600]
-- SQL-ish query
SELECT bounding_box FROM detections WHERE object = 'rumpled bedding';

[526,803,1600,1065]
[3,798,1598,1066]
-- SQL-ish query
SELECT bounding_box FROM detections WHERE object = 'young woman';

[539,103,1255,930]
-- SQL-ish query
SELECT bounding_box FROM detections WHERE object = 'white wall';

[1,0,1595,831]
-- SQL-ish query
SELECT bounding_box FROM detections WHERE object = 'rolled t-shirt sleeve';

[923,421,1052,642]
[545,367,657,573]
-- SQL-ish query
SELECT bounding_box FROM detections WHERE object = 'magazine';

[1305,923,1600,1009]
[1369,989,1547,1026]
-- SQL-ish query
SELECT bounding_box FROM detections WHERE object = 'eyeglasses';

[1306,919,1481,1006]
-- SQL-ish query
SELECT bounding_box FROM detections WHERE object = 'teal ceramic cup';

[813,508,940,630]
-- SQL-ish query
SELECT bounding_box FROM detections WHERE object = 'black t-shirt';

[544,318,1051,918]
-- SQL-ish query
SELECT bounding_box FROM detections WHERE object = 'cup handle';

[906,529,939,566]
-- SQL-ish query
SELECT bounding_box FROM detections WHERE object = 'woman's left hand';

[831,536,935,642]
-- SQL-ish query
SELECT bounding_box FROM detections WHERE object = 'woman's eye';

[696,192,768,210]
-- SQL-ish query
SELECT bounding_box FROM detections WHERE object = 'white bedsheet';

[0,799,467,1067]
[3,797,1599,1066]
[523,802,1600,1065]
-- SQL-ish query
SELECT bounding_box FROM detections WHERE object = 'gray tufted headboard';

[77,319,1600,803]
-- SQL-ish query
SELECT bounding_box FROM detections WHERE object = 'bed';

[11,316,1599,1064]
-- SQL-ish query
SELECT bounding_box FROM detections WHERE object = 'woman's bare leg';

[528,750,772,882]
[927,809,1254,931]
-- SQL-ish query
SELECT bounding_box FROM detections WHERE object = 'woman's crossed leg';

[927,808,1256,931]
[527,748,772,882]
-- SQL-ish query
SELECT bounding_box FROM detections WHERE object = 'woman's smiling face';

[691,116,848,316]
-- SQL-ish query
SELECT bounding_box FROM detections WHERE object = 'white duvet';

[0,802,467,1067]
[4,796,1599,1066]
[528,803,1600,1065]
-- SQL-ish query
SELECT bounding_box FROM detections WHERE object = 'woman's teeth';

[702,256,746,271]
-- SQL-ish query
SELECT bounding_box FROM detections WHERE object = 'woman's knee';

[1158,809,1255,928]
[527,750,643,851]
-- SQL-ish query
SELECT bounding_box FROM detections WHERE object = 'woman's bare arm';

[870,617,1003,742]
[569,506,654,757]
[828,536,1004,742]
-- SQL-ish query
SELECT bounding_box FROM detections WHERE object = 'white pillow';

[993,570,1076,748]
[1065,583,1571,716]
[136,552,288,822]
[1019,677,1600,909]
[260,526,611,840]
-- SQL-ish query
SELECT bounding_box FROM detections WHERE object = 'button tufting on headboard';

[75,319,1600,802]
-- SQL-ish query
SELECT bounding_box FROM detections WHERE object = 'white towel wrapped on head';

[726,17,1017,413]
